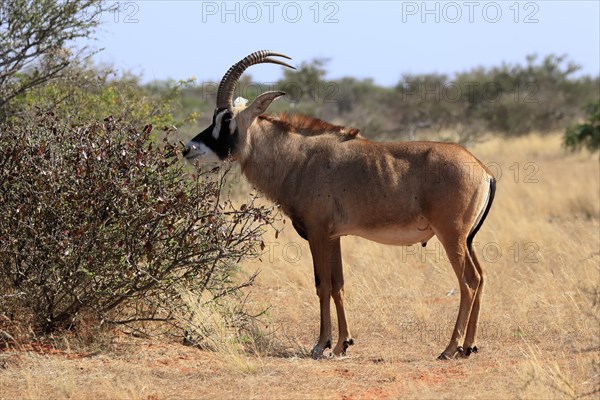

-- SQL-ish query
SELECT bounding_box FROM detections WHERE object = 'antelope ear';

[240,91,286,121]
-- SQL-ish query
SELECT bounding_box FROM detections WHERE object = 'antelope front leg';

[311,284,332,359]
[308,235,334,359]
[332,288,353,356]
[330,238,354,357]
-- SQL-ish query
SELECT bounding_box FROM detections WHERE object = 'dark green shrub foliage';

[563,100,600,152]
[0,113,273,337]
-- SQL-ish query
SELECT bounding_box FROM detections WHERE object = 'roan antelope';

[183,51,496,360]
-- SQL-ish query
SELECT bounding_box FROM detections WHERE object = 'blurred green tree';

[564,100,600,152]
[0,0,103,121]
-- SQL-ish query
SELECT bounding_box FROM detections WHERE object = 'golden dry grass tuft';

[1,133,598,399]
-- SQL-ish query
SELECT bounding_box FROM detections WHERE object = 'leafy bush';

[0,112,274,340]
[563,100,600,152]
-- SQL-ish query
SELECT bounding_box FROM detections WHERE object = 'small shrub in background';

[563,100,600,152]
[7,63,195,130]
[0,112,274,345]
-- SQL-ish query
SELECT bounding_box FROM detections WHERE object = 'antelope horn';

[216,50,295,111]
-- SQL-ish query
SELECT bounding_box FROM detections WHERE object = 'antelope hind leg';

[461,248,485,357]
[437,240,481,360]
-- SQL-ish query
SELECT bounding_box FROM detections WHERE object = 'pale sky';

[86,1,600,86]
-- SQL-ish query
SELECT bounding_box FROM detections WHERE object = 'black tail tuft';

[467,177,496,254]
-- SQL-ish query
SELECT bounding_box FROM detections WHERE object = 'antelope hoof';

[465,346,478,356]
[457,346,471,358]
[332,338,354,357]
[310,346,323,360]
[438,347,459,360]
[311,339,332,360]
[458,345,478,358]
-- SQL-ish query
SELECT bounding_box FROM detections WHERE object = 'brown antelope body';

[183,51,496,360]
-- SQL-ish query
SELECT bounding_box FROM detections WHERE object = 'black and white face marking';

[183,110,239,163]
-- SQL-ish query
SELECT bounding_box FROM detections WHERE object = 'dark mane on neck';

[258,113,362,141]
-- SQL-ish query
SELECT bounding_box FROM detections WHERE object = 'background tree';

[0,0,102,121]
[276,58,329,117]
[563,100,600,152]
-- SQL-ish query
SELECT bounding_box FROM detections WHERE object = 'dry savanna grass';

[1,133,598,399]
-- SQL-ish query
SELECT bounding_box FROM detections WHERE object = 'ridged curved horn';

[216,50,295,111]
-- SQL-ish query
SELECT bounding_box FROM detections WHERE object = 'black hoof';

[437,353,451,360]
[325,339,332,349]
[457,346,464,354]
[465,346,478,356]
[342,339,354,351]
